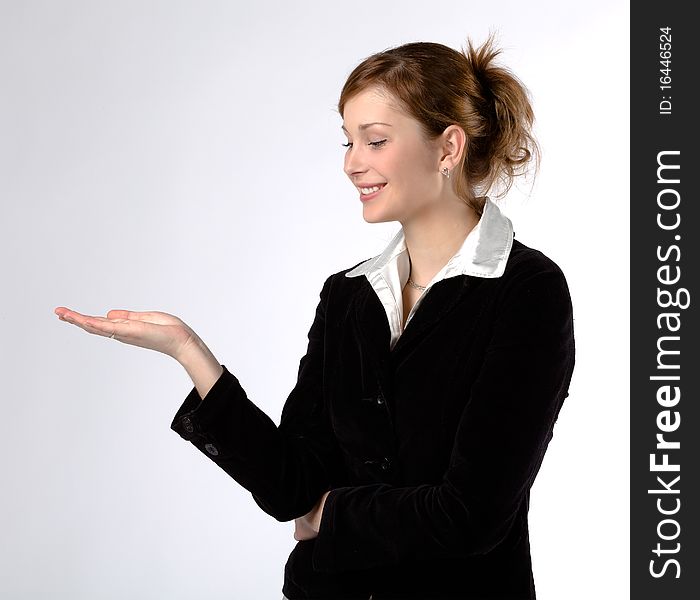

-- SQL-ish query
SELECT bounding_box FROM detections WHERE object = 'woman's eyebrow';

[341,122,393,132]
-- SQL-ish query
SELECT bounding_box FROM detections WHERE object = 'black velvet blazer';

[171,237,576,600]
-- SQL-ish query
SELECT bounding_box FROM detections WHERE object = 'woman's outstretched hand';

[54,307,199,362]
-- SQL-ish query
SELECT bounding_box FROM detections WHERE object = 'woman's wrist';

[176,336,224,400]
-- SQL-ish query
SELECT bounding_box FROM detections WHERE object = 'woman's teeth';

[361,185,382,195]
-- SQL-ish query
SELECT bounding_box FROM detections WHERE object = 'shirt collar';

[344,196,514,282]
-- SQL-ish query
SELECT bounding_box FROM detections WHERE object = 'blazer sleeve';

[170,273,345,521]
[311,259,576,573]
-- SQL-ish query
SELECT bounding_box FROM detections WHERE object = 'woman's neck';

[402,201,481,288]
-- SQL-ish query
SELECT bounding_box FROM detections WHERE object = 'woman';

[55,34,575,600]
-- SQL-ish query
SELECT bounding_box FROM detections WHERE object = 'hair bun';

[461,32,539,196]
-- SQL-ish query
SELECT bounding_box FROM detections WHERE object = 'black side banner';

[631,2,697,598]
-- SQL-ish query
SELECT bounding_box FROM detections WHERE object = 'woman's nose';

[344,147,368,179]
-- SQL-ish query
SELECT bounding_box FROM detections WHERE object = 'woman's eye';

[341,139,387,149]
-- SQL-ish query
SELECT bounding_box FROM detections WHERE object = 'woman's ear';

[439,124,467,170]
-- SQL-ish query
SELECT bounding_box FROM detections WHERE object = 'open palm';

[54,307,198,361]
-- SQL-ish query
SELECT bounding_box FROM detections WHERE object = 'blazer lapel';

[352,275,473,371]
[352,281,392,370]
[391,275,471,356]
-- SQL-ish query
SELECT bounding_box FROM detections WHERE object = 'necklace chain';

[406,277,427,291]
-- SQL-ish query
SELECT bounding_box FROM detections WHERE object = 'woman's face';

[342,86,443,224]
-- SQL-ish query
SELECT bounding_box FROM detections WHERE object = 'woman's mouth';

[359,183,386,202]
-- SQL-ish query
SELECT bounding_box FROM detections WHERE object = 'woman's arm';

[170,274,346,522]
[176,336,224,400]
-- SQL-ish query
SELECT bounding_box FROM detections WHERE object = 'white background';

[0,1,629,598]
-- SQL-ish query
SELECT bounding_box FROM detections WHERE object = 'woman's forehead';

[342,89,407,129]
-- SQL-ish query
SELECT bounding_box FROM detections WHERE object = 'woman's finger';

[55,307,124,337]
[81,318,122,339]
[57,309,104,327]
[54,307,74,320]
[64,314,127,339]
[55,307,98,322]
[56,307,179,328]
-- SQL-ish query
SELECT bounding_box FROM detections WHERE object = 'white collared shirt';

[345,197,514,350]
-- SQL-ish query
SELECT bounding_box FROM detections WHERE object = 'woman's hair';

[338,32,539,212]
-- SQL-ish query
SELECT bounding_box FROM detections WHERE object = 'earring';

[441,167,450,179]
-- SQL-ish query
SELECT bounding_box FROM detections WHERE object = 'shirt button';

[381,457,392,470]
[204,443,219,456]
[182,417,194,433]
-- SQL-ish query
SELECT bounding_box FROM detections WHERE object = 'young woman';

[55,34,576,600]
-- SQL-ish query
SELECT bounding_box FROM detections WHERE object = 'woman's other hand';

[54,307,198,362]
[293,491,331,541]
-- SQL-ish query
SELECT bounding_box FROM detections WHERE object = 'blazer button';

[380,457,391,470]
[204,443,219,456]
[376,395,385,406]
[182,417,194,433]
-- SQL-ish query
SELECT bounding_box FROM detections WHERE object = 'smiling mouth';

[358,183,386,196]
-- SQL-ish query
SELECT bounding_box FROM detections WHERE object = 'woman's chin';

[361,204,395,224]
[362,212,392,224]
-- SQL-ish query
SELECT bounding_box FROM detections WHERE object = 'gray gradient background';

[0,1,629,598]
